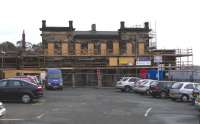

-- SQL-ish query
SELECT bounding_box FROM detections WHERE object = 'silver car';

[133,79,154,95]
[115,77,141,92]
[169,82,198,102]
[0,102,6,117]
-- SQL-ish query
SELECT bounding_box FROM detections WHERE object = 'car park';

[169,82,198,102]
[133,79,154,95]
[0,79,43,103]
[0,102,6,117]
[150,80,175,98]
[115,77,141,92]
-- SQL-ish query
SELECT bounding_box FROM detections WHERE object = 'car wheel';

[21,94,32,103]
[124,86,132,92]
[160,92,167,98]
[181,94,189,102]
[120,89,125,92]
[146,90,150,96]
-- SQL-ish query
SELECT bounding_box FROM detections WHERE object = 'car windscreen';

[48,74,62,79]
[195,84,200,90]
[171,83,183,89]
[150,81,158,86]
[121,78,129,81]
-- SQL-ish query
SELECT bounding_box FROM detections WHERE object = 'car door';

[182,83,195,97]
[5,80,23,100]
[0,80,8,100]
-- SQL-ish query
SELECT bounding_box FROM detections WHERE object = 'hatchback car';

[169,82,198,102]
[115,77,141,92]
[0,102,6,117]
[133,79,154,95]
[0,79,43,103]
[150,80,175,98]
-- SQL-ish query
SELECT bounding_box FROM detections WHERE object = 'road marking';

[36,113,45,119]
[0,118,25,121]
[144,107,152,117]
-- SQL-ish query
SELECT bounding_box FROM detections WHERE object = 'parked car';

[0,102,6,117]
[169,82,198,102]
[150,80,175,98]
[133,79,155,95]
[195,93,200,112]
[115,77,141,92]
[11,76,41,86]
[0,79,43,103]
[45,69,63,90]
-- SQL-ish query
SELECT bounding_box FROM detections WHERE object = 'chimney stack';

[120,21,125,29]
[42,20,46,28]
[91,24,96,31]
[144,22,149,30]
[69,20,73,29]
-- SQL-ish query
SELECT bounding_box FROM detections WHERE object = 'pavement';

[0,88,200,124]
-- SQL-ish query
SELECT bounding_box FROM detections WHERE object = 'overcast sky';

[0,0,199,65]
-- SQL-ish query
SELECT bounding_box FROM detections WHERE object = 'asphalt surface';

[0,88,200,124]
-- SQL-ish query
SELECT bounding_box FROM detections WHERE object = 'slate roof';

[74,31,119,39]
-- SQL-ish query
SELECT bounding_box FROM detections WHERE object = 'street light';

[1,51,5,69]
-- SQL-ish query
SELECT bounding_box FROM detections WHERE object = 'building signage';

[154,56,162,63]
[136,61,151,66]
[136,57,151,66]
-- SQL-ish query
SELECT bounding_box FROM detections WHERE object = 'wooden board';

[109,57,118,66]
[126,42,132,55]
[75,43,81,55]
[62,43,68,56]
[88,43,94,55]
[48,43,54,56]
[119,57,135,65]
[139,43,145,55]
[113,41,119,55]
[101,43,107,55]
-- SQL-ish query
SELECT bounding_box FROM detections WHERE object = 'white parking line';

[0,118,25,121]
[36,113,45,119]
[144,107,152,117]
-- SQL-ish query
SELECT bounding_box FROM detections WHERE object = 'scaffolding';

[176,48,193,69]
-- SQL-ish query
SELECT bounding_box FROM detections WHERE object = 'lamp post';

[1,51,5,69]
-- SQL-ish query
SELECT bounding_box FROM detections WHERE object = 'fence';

[62,73,138,87]
[169,70,200,82]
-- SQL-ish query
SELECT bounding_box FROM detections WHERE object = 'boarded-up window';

[62,43,68,56]
[139,43,145,55]
[109,57,118,66]
[113,41,119,55]
[101,42,107,55]
[88,43,94,55]
[75,43,81,55]
[48,43,54,56]
[126,42,132,55]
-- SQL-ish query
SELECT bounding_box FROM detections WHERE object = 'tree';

[0,41,17,51]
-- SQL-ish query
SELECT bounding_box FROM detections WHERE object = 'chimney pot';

[42,20,46,28]
[69,20,73,29]
[144,22,149,29]
[120,21,125,29]
[91,24,96,31]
